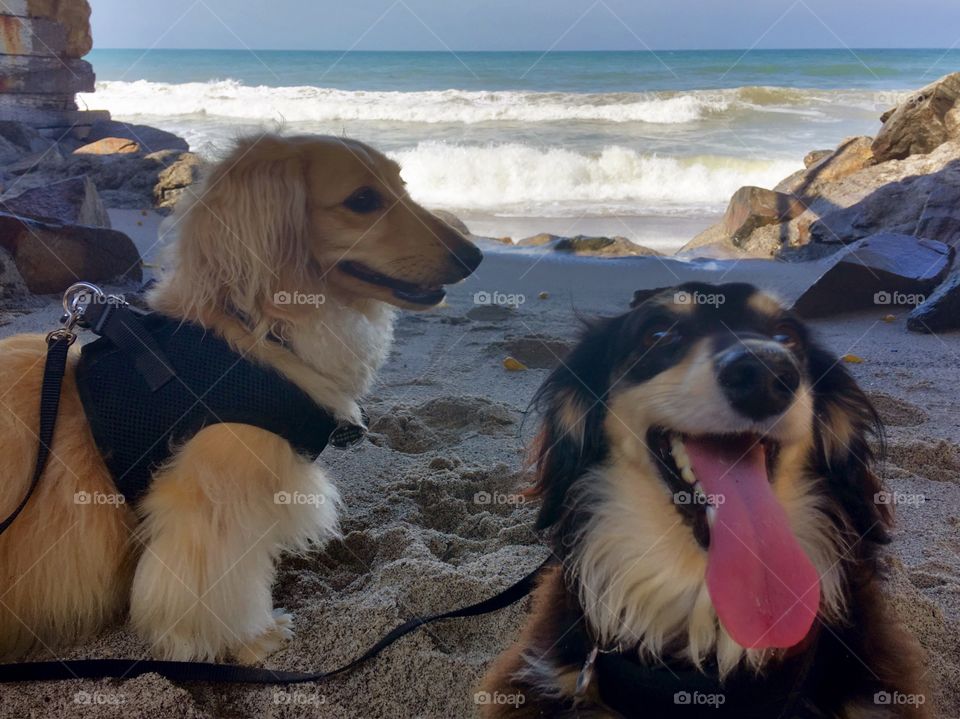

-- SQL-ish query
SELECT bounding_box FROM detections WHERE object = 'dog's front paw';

[231,609,295,664]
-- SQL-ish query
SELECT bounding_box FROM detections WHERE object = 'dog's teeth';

[669,434,696,484]
[706,504,717,527]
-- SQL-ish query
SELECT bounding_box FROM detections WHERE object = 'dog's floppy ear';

[808,344,891,544]
[167,135,313,323]
[530,316,621,532]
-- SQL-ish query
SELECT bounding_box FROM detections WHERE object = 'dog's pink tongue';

[685,436,820,649]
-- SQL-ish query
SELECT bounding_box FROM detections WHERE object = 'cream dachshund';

[0,134,482,663]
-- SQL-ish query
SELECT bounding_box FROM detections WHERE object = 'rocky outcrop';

[0,211,140,293]
[74,137,141,155]
[1,174,110,227]
[873,74,960,162]
[0,0,104,138]
[517,233,662,257]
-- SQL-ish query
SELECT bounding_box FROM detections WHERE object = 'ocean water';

[81,49,959,243]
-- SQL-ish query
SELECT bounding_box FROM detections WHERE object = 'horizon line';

[89,46,955,53]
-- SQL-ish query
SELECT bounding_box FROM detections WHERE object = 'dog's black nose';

[455,242,483,276]
[716,344,800,420]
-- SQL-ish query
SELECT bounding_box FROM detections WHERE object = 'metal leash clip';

[46,282,108,346]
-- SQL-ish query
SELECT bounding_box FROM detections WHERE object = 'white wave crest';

[81,79,746,124]
[391,142,800,213]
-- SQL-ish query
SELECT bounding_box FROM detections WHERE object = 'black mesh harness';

[74,298,363,504]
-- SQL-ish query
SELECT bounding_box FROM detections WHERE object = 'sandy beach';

[1,213,958,717]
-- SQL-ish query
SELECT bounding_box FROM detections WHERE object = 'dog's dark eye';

[343,187,383,214]
[773,321,803,350]
[643,322,680,349]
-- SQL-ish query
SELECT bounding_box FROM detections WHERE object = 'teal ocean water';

[82,49,959,223]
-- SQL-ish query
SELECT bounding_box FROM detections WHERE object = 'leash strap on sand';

[0,558,550,684]
[0,331,73,537]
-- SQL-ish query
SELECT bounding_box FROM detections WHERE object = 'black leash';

[0,329,73,536]
[0,282,548,685]
[0,558,547,684]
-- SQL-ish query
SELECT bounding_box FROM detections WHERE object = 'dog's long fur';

[481,283,928,718]
[0,134,480,662]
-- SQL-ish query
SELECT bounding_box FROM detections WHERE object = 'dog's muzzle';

[716,342,800,421]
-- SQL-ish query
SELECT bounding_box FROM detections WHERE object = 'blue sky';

[91,0,960,51]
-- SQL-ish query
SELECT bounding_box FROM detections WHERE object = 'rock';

[152,152,202,207]
[720,186,806,244]
[432,210,469,235]
[804,149,832,167]
[0,56,93,94]
[0,211,141,293]
[2,145,63,174]
[0,15,66,56]
[0,245,30,308]
[517,233,660,257]
[1,175,110,227]
[4,0,92,57]
[85,120,189,153]
[0,120,51,153]
[907,263,960,333]
[872,73,960,162]
[776,137,874,196]
[73,137,141,156]
[792,233,953,318]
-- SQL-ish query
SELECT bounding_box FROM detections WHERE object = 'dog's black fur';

[481,283,927,719]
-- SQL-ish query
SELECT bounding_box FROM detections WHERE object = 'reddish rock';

[0,211,141,293]
[4,0,92,57]
[73,137,141,156]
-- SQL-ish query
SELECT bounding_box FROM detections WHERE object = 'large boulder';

[0,212,141,293]
[907,263,960,333]
[792,233,953,318]
[1,175,110,227]
[0,246,30,309]
[873,73,960,163]
[682,186,805,257]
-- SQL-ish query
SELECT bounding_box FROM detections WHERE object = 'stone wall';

[0,0,108,138]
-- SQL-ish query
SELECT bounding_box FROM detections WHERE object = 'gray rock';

[1,175,110,228]
[907,263,960,333]
[517,233,660,257]
[0,211,141,294]
[2,145,64,175]
[873,73,960,162]
[0,56,93,94]
[792,233,953,318]
[0,246,31,309]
